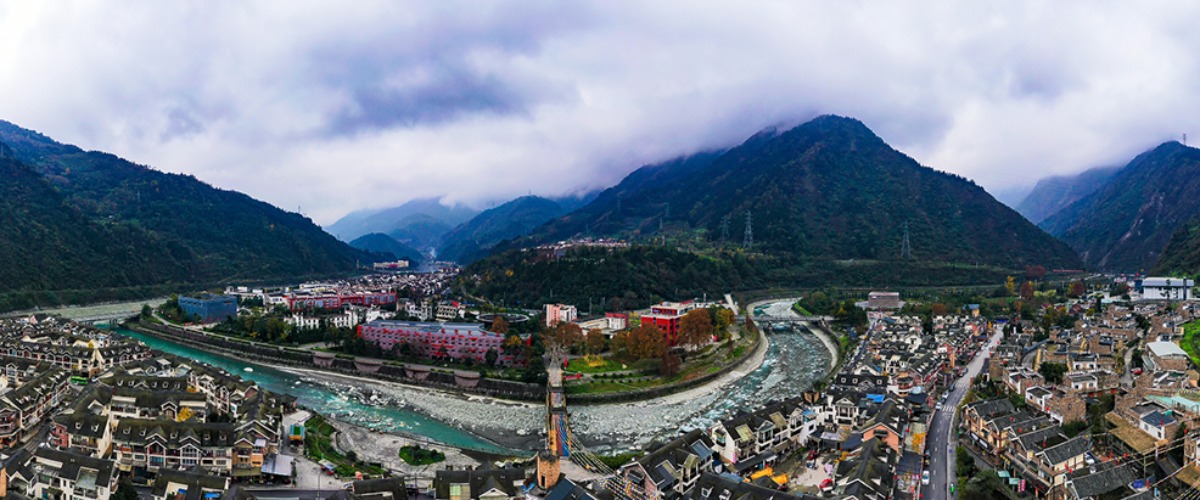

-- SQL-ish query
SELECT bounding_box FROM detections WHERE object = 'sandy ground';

[789,456,835,493]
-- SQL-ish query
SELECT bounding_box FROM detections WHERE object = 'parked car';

[921,470,930,486]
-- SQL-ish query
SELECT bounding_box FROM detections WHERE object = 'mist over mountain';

[1016,165,1122,224]
[1043,142,1200,271]
[517,115,1081,269]
[463,116,1083,308]
[325,198,479,245]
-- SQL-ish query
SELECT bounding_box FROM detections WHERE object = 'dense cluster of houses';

[581,307,993,500]
[0,316,293,500]
[960,299,1200,499]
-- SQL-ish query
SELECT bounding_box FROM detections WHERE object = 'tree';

[930,303,949,317]
[1025,265,1047,281]
[1068,281,1086,298]
[955,446,977,478]
[711,307,735,338]
[678,309,713,348]
[614,324,667,360]
[114,480,140,500]
[1005,276,1016,296]
[502,334,525,355]
[660,351,681,377]
[1020,281,1035,300]
[1038,362,1068,385]
[542,322,584,363]
[492,316,509,334]
[484,348,499,367]
[585,328,607,354]
[140,304,153,319]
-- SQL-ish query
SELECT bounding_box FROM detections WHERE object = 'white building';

[1139,277,1195,301]
[286,314,320,330]
[545,304,578,327]
[436,301,464,321]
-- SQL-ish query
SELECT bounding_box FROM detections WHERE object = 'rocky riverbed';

[280,303,830,455]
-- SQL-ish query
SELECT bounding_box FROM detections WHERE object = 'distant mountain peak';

[510,114,1080,270]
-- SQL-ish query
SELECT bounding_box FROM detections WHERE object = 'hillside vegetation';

[0,121,375,310]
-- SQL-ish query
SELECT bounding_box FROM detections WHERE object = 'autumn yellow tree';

[492,316,509,334]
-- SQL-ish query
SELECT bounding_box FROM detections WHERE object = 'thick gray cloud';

[1,1,1199,224]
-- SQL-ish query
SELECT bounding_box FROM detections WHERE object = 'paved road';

[923,326,1002,498]
[1121,334,1142,386]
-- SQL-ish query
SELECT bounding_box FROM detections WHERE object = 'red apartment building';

[640,301,699,345]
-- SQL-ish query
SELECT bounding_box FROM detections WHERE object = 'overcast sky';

[2,2,1199,224]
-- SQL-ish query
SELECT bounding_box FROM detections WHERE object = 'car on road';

[936,402,943,411]
[921,470,930,485]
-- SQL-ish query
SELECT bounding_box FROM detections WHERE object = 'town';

[0,272,1194,500]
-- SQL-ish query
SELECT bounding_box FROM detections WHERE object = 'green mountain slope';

[1041,142,1200,271]
[0,120,375,302]
[1151,218,1200,277]
[438,196,567,263]
[521,115,1081,270]
[349,233,424,264]
[1016,165,1122,224]
[0,149,197,307]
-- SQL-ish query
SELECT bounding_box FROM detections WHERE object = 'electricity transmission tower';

[743,211,753,249]
[901,221,912,259]
[719,215,731,244]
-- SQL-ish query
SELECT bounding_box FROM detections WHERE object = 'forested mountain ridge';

[437,196,568,263]
[0,120,376,308]
[349,233,424,264]
[1041,141,1200,271]
[515,115,1081,270]
[1152,217,1200,278]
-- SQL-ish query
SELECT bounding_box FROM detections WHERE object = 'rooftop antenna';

[901,221,912,260]
[743,211,753,249]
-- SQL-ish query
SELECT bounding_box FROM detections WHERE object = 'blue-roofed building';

[178,294,238,323]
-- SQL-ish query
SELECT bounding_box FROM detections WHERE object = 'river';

[112,299,830,455]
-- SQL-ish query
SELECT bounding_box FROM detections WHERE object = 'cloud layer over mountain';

[2,1,1198,223]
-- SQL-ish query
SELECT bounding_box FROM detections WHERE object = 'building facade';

[358,320,514,365]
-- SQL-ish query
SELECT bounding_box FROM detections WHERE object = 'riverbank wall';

[125,321,547,401]
[125,318,771,407]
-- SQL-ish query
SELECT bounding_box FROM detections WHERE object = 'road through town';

[924,325,1003,498]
